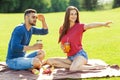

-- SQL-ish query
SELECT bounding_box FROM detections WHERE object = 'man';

[6,9,48,70]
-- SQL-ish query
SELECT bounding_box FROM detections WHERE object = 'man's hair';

[24,9,37,17]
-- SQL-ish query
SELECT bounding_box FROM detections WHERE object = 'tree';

[0,0,20,12]
[35,0,51,13]
[113,0,120,8]
[0,0,51,13]
[82,0,98,10]
[51,0,69,12]
[69,0,82,10]
[16,0,50,13]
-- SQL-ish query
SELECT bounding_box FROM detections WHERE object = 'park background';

[0,0,120,80]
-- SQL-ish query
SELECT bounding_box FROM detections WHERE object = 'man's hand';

[37,14,45,22]
[33,43,43,50]
[36,14,48,29]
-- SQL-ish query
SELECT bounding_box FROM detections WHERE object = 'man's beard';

[30,22,36,26]
[29,20,36,26]
[28,19,36,26]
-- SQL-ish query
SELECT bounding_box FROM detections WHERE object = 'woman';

[46,6,112,71]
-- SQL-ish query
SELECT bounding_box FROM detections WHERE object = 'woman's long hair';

[58,6,80,43]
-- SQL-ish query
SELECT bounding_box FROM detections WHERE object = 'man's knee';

[36,49,46,61]
[33,58,41,69]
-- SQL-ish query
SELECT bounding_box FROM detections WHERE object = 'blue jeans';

[68,49,88,61]
[6,51,38,70]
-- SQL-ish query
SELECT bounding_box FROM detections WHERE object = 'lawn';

[0,8,120,80]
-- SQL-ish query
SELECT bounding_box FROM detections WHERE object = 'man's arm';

[37,14,48,29]
[84,21,112,30]
[23,43,43,52]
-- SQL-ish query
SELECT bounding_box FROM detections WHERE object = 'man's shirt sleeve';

[10,28,24,52]
[32,27,48,35]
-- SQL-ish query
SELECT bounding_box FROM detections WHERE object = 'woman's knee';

[70,64,85,71]
[69,56,87,71]
[70,64,78,71]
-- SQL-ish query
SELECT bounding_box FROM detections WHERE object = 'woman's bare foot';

[90,65,106,70]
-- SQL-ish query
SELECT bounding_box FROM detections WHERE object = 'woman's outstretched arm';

[84,21,112,30]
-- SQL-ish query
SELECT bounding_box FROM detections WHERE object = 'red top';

[59,23,85,56]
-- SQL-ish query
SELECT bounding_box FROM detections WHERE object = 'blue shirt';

[6,24,48,60]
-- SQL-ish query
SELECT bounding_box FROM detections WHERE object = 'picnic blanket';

[0,59,120,80]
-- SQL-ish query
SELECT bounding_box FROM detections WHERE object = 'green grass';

[0,8,120,80]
